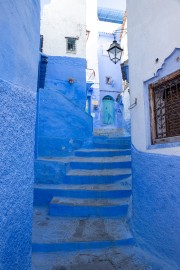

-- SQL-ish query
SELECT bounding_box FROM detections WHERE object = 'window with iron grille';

[149,70,180,144]
[66,37,77,53]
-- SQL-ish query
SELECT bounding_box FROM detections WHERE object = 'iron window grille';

[66,37,77,53]
[149,70,180,144]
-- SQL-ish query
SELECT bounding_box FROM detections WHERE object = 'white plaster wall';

[98,0,126,10]
[121,17,128,63]
[41,0,86,58]
[86,0,99,88]
[127,0,180,156]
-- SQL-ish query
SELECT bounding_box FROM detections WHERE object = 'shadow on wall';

[132,145,180,269]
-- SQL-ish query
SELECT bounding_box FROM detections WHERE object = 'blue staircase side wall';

[0,1,40,270]
[35,159,67,184]
[45,56,87,110]
[131,146,180,269]
[38,88,93,157]
[37,56,93,157]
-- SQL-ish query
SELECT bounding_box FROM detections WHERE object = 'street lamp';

[107,38,123,64]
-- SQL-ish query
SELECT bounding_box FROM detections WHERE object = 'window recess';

[149,70,180,144]
[65,37,78,53]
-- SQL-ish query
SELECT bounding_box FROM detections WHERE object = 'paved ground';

[32,208,131,244]
[32,246,174,270]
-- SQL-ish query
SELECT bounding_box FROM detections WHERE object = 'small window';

[106,76,111,85]
[40,35,44,52]
[149,70,180,144]
[66,37,77,53]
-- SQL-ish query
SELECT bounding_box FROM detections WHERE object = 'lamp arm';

[128,98,137,110]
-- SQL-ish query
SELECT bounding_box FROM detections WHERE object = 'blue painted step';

[93,136,131,143]
[64,169,131,185]
[92,143,131,149]
[69,156,131,170]
[32,238,135,253]
[34,181,132,206]
[75,148,131,157]
[49,197,129,218]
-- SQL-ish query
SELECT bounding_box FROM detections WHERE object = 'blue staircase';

[32,133,133,258]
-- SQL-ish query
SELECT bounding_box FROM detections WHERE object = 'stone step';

[64,169,131,185]
[49,197,129,217]
[92,143,131,150]
[69,156,131,170]
[34,178,132,206]
[33,208,133,247]
[75,148,131,157]
[93,136,131,143]
[33,238,134,254]
[32,246,171,270]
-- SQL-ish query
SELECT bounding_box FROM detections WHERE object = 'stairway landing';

[32,134,172,270]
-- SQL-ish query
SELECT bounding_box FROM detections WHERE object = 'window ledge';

[147,141,180,150]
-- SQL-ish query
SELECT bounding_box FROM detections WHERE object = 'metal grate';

[66,38,76,53]
[149,70,180,144]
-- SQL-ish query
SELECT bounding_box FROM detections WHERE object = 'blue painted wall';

[132,146,180,268]
[45,57,87,109]
[95,32,123,128]
[37,56,93,157]
[98,33,123,95]
[0,1,40,270]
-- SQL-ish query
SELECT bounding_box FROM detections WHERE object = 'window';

[40,35,44,52]
[66,37,77,53]
[121,61,129,82]
[149,70,180,144]
[106,76,111,85]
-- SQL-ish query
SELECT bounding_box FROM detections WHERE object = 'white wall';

[86,0,99,87]
[120,15,128,63]
[41,0,86,58]
[127,0,180,155]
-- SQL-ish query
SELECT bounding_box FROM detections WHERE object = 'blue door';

[103,96,114,125]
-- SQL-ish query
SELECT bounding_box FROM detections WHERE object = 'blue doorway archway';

[102,95,114,125]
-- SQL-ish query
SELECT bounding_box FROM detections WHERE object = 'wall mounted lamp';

[107,37,123,64]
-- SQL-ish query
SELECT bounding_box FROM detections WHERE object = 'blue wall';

[95,32,123,128]
[132,146,180,268]
[37,56,93,157]
[0,1,40,270]
[98,33,123,95]
[45,56,87,109]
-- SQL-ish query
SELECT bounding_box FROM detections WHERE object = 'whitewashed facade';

[41,0,86,58]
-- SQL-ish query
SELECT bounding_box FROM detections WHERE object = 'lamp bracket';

[128,98,137,110]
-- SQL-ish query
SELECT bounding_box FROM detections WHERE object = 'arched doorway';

[102,95,114,125]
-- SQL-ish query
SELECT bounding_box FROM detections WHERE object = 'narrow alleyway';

[32,129,170,270]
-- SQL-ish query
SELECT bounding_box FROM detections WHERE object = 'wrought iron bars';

[149,71,180,144]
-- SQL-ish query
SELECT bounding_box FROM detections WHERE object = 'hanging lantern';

[107,40,123,64]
